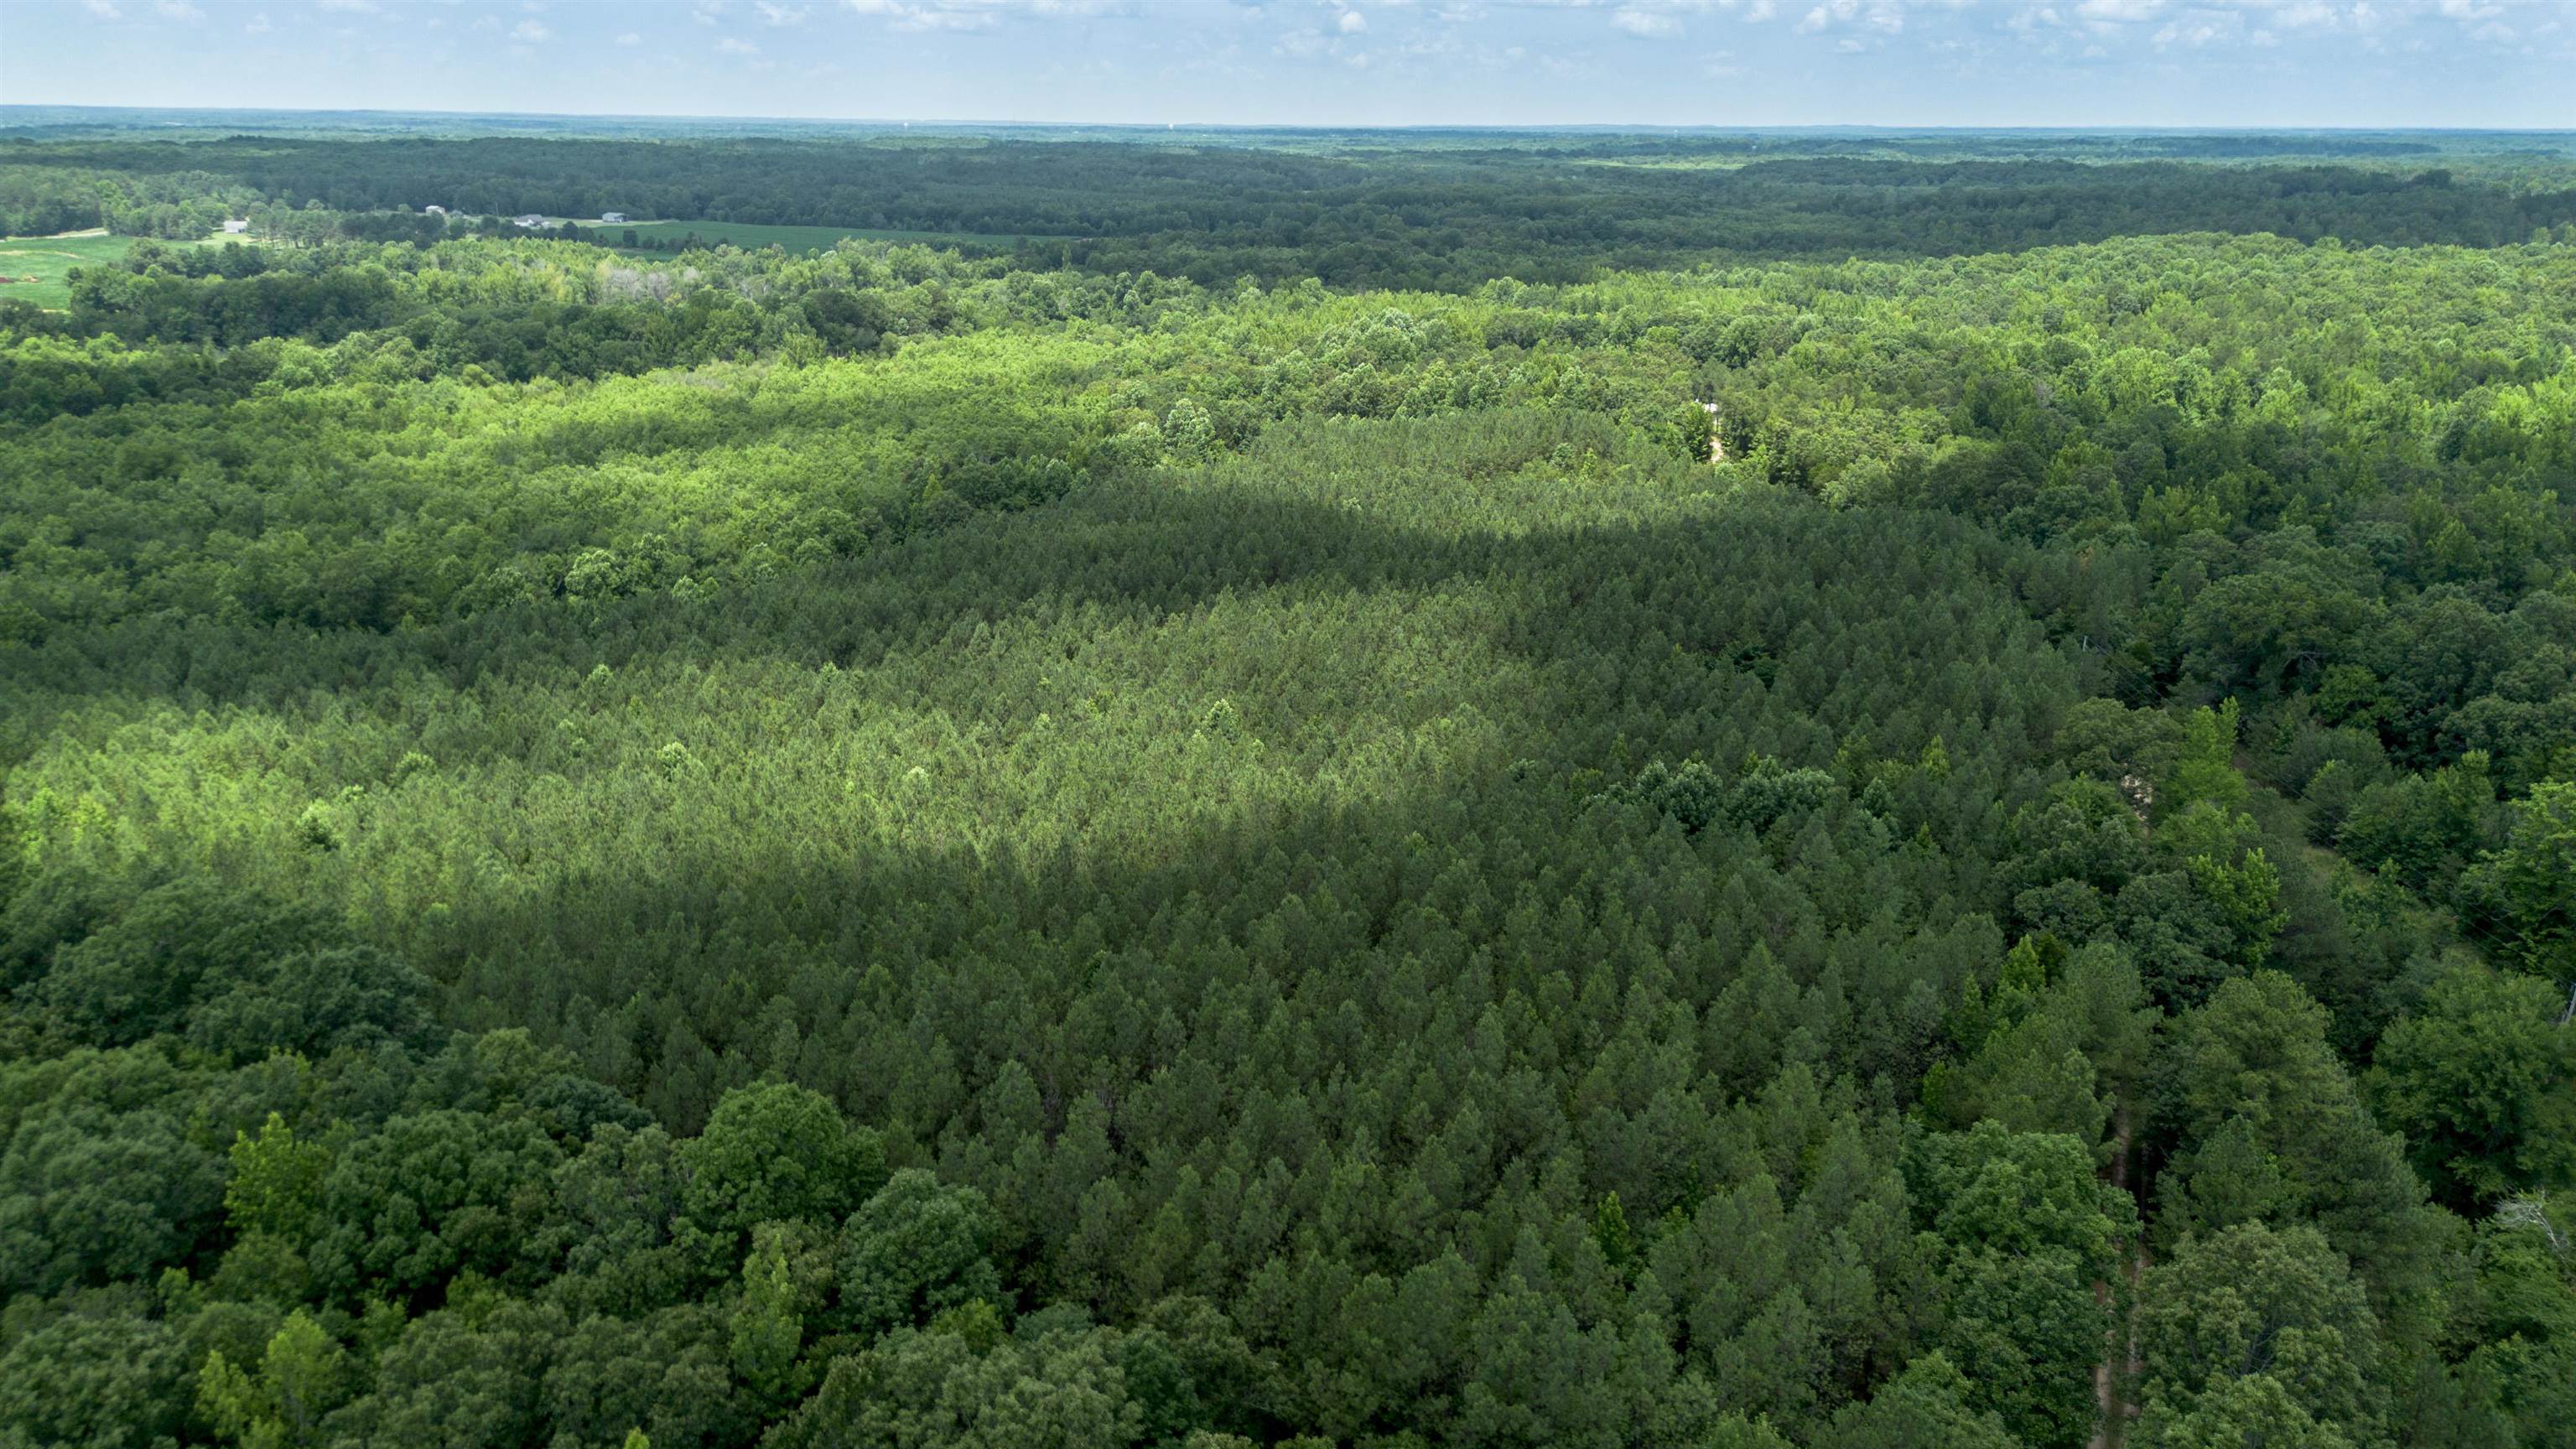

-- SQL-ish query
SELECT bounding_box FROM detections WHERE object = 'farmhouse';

[513,214,548,228]
[423,205,448,216]
[601,211,627,224]
[221,218,250,234]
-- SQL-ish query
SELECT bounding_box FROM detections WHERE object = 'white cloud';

[1275,23,1332,55]
[1613,8,1683,34]
[1796,0,1851,32]
[845,0,989,29]
[316,0,379,11]
[154,0,204,18]
[1483,0,2576,57]
[719,34,762,51]
[1339,8,1368,31]
[756,2,811,23]
[843,0,1123,31]
[1513,0,1796,37]
[1785,0,1926,34]
[1994,0,2568,52]
[511,18,551,40]
[615,29,642,44]
[80,0,122,17]
[245,10,273,31]
[2152,8,2241,44]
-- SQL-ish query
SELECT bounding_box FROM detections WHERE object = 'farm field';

[0,229,140,308]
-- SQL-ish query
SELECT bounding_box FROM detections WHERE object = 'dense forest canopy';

[2,115,2573,1449]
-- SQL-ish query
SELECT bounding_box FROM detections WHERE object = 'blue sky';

[6,0,2572,128]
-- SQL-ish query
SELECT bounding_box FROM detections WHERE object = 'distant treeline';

[7,135,2576,287]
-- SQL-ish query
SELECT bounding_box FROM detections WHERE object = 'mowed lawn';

[608,219,1070,252]
[0,231,141,309]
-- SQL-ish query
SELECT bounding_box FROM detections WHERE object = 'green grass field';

[605,219,1068,252]
[0,231,139,309]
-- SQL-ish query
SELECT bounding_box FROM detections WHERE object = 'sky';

[4,0,2573,129]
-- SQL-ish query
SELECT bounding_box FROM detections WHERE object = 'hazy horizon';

[9,103,2575,135]
[7,0,2572,132]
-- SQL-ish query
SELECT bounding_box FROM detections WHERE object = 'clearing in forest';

[0,231,144,309]
[606,218,1071,253]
